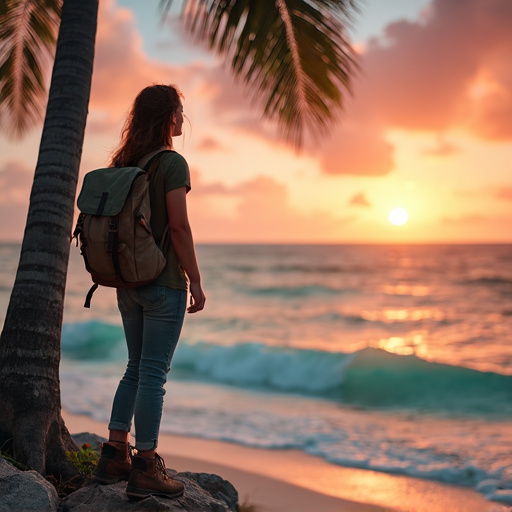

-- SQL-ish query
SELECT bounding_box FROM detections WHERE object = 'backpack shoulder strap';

[143,150,173,251]
[142,149,174,175]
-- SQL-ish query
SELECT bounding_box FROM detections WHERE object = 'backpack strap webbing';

[96,192,109,216]
[84,283,98,308]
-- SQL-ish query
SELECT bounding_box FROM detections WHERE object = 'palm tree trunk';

[0,0,98,478]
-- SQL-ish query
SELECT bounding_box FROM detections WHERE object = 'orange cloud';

[349,193,371,207]
[422,138,459,157]
[189,168,234,196]
[196,64,396,176]
[187,173,353,242]
[318,120,394,176]
[195,137,224,152]
[495,187,512,201]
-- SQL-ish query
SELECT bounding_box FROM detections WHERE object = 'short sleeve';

[160,151,191,193]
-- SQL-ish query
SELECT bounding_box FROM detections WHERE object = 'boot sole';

[91,473,129,485]
[126,485,184,500]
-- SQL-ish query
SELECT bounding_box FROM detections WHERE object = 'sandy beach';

[62,410,507,512]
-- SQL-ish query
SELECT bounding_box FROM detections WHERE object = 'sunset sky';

[1,0,511,243]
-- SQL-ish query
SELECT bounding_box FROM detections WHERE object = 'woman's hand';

[188,281,206,313]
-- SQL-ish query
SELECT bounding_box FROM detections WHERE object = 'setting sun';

[388,207,409,226]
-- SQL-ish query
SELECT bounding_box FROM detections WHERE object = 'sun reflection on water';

[361,308,445,323]
[374,334,428,357]
[383,284,430,296]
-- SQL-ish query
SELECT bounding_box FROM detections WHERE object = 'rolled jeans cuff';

[108,420,131,433]
[133,439,158,450]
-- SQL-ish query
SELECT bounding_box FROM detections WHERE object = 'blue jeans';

[108,284,186,450]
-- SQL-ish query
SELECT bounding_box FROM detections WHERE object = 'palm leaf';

[0,0,61,139]
[161,0,359,147]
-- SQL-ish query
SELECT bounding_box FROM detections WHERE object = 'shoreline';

[62,410,506,512]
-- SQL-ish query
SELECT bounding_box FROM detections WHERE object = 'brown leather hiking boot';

[92,442,132,484]
[126,453,184,500]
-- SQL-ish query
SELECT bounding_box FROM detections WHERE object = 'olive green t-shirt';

[148,151,191,290]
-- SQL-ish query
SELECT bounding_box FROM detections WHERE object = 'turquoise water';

[2,243,512,503]
[61,323,512,418]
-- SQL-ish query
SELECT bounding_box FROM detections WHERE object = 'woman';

[92,84,206,500]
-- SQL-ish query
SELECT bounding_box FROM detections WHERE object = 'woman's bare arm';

[166,186,206,313]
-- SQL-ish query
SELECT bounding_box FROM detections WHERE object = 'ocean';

[1,243,512,505]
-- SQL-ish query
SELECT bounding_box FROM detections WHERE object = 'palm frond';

[0,0,62,139]
[161,0,359,147]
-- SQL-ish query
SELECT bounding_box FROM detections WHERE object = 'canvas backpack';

[73,150,171,307]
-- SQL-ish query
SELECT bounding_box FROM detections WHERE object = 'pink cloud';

[361,0,512,138]
[349,193,371,207]
[192,64,396,176]
[189,168,234,196]
[195,137,224,152]
[197,0,512,175]
[313,0,512,175]
[495,187,512,201]
[318,119,394,176]
[0,161,33,241]
[187,174,353,242]
[87,0,198,134]
[87,1,395,176]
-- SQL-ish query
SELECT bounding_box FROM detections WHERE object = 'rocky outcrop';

[0,432,239,512]
[62,471,238,511]
[0,458,60,512]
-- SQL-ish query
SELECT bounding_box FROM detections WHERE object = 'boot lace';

[155,453,169,480]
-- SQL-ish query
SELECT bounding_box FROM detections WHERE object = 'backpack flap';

[77,167,145,216]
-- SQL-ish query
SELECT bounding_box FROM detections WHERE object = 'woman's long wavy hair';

[109,84,183,167]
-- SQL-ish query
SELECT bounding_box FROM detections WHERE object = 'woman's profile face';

[171,103,184,137]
